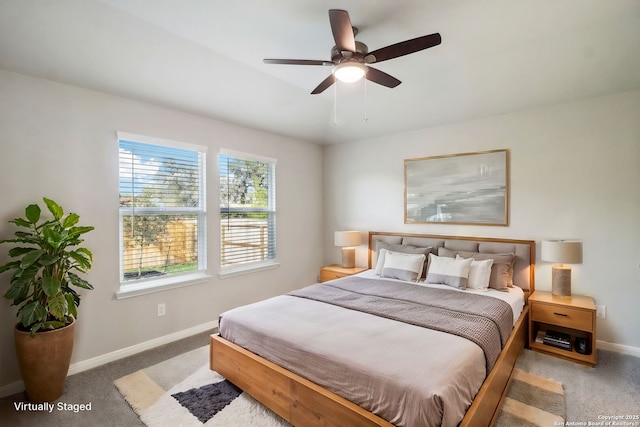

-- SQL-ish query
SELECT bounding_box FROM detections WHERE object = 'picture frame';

[404,149,509,226]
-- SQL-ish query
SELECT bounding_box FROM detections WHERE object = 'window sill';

[218,261,280,279]
[115,272,211,299]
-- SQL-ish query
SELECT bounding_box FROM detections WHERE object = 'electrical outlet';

[596,305,606,319]
[157,303,166,317]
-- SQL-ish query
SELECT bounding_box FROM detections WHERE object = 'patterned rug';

[114,346,289,426]
[495,368,566,427]
[115,346,564,426]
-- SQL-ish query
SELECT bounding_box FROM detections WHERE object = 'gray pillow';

[438,248,515,291]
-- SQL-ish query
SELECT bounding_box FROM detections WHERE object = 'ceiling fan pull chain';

[333,81,338,126]
[363,78,368,122]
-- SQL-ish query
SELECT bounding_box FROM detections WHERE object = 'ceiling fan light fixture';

[332,61,368,83]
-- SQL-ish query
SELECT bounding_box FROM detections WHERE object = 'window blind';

[219,151,276,269]
[118,134,206,284]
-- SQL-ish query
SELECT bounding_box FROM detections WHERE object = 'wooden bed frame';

[211,232,535,427]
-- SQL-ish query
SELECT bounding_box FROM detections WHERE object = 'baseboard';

[597,339,640,358]
[0,319,218,399]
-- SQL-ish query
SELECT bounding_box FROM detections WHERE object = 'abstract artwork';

[405,149,509,225]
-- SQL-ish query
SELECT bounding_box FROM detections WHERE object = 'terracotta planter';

[14,319,75,402]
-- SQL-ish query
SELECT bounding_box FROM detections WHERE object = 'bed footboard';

[210,306,528,427]
[210,334,393,427]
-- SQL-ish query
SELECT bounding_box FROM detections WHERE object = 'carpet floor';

[1,331,637,427]
[116,346,566,427]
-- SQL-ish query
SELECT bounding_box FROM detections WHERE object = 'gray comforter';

[288,277,513,371]
[219,277,516,427]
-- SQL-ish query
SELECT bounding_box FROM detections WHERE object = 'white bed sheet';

[354,269,525,326]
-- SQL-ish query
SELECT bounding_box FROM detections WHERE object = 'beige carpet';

[115,346,564,426]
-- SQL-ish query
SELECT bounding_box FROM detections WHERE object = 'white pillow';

[457,254,493,290]
[381,250,426,283]
[375,248,388,275]
[426,254,473,289]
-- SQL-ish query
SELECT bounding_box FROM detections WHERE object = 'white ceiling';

[1,0,639,144]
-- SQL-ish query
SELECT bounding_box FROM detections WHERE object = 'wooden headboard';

[368,231,535,299]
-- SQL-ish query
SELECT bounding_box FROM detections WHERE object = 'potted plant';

[0,197,94,402]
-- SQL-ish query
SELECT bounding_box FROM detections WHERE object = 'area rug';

[115,346,564,426]
[494,368,566,427]
[114,346,290,426]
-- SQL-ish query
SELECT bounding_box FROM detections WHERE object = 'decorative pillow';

[456,255,493,290]
[439,248,515,291]
[375,242,431,276]
[425,254,473,290]
[381,250,426,283]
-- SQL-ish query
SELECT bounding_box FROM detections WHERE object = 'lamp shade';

[334,231,361,247]
[541,240,582,264]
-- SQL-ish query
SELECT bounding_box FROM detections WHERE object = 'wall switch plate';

[596,305,606,319]
[157,303,166,317]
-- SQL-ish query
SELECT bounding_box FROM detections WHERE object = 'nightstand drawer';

[320,271,346,282]
[531,303,593,331]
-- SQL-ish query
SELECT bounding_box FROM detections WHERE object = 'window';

[117,132,207,297]
[219,149,277,276]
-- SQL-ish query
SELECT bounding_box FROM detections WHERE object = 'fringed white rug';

[114,347,290,426]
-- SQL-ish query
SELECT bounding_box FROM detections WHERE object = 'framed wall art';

[404,149,509,226]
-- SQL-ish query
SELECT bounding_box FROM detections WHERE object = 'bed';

[210,232,535,427]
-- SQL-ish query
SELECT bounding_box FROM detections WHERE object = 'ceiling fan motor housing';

[331,41,369,63]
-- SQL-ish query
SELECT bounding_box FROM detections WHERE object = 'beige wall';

[0,69,324,390]
[323,89,640,350]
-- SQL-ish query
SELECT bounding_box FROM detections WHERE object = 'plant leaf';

[43,227,62,248]
[47,293,68,320]
[12,218,31,228]
[8,247,36,257]
[75,247,93,262]
[38,254,59,266]
[0,260,21,274]
[68,272,93,290]
[19,249,45,269]
[67,226,95,239]
[25,204,41,223]
[65,293,77,318]
[43,197,64,220]
[68,250,91,270]
[19,301,47,328]
[3,278,29,301]
[61,213,79,229]
[41,276,62,297]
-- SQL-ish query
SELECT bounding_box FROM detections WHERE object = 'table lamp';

[334,231,361,268]
[541,240,582,296]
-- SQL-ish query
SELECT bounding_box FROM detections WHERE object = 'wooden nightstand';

[319,265,367,283]
[528,290,597,366]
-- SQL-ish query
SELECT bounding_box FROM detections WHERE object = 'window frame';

[116,132,209,299]
[218,148,278,278]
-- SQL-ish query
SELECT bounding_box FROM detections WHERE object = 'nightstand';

[528,290,597,366]
[319,264,367,283]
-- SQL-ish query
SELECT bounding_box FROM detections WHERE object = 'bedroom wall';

[323,89,640,351]
[0,69,324,391]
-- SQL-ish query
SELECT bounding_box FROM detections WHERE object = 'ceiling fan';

[264,9,441,94]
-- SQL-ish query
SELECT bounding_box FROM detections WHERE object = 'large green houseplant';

[0,197,94,402]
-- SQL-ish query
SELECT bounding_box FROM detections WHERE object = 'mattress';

[219,273,524,427]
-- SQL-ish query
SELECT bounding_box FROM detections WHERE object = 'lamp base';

[341,247,355,268]
[551,265,572,296]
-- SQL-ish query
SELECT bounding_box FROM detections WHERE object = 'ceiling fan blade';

[264,59,332,66]
[366,33,441,64]
[329,9,356,53]
[365,67,401,88]
[311,74,336,94]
